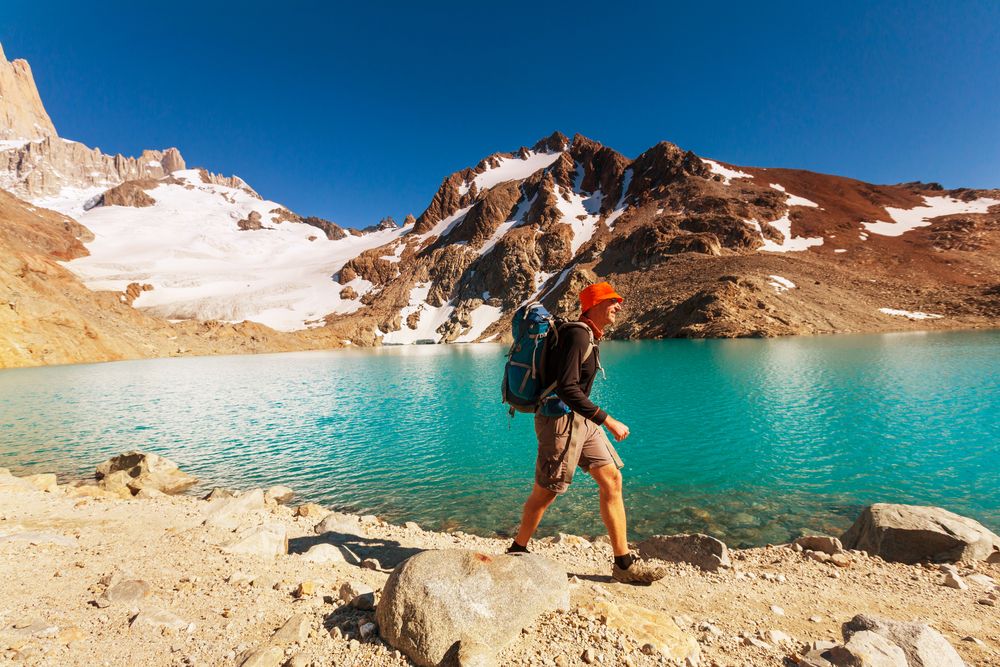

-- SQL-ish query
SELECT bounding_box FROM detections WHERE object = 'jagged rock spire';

[0,40,58,140]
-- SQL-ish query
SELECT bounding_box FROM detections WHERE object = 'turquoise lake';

[1,331,998,547]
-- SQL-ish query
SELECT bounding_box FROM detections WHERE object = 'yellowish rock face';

[577,599,700,661]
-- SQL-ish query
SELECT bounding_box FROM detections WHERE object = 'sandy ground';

[1,482,999,667]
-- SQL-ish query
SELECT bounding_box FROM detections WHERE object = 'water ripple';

[1,332,999,545]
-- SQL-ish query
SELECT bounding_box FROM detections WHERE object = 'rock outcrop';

[0,138,185,201]
[375,550,569,667]
[94,451,198,495]
[0,43,57,140]
[841,504,1000,564]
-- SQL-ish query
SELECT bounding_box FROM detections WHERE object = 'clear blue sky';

[3,1,998,228]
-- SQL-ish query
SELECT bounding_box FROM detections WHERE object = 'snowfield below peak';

[62,174,409,331]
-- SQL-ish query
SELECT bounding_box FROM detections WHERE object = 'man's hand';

[603,416,630,442]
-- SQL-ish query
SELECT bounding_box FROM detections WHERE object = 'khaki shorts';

[534,412,622,494]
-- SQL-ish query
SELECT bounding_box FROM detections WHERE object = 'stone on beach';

[204,488,265,525]
[340,581,375,610]
[129,606,188,631]
[100,579,153,607]
[235,646,285,667]
[841,503,1000,564]
[576,599,699,662]
[22,473,57,492]
[0,474,42,492]
[794,535,844,555]
[314,512,364,536]
[264,485,294,504]
[375,549,569,667]
[220,523,288,558]
[636,533,731,571]
[270,614,310,644]
[299,543,349,564]
[842,613,967,667]
[296,503,326,518]
[95,451,198,495]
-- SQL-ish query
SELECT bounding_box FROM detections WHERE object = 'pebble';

[944,573,968,590]
[582,647,597,663]
[770,605,784,615]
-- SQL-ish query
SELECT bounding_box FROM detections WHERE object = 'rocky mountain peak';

[532,131,569,153]
[0,41,58,140]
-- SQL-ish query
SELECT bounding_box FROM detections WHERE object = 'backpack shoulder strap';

[556,321,594,364]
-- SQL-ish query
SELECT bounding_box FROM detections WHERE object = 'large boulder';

[842,614,966,667]
[841,504,1000,564]
[635,533,731,571]
[94,451,198,495]
[376,550,569,667]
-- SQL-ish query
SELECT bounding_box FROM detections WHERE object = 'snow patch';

[862,195,1000,237]
[382,283,456,345]
[703,159,752,185]
[769,275,795,293]
[422,206,472,240]
[459,150,563,195]
[453,305,504,343]
[879,308,943,320]
[753,216,825,253]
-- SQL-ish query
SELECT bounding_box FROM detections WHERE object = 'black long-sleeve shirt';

[543,323,607,425]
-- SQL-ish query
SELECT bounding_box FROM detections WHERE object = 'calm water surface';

[1,331,998,547]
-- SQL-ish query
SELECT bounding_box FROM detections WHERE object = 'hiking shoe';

[612,559,666,584]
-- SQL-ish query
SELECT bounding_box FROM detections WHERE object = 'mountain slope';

[324,132,1000,344]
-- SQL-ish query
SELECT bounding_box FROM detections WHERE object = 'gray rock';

[375,549,569,667]
[264,485,294,504]
[404,521,422,531]
[299,543,348,564]
[130,606,188,631]
[840,504,1000,564]
[635,534,730,571]
[944,573,968,590]
[314,512,364,536]
[827,631,907,667]
[286,652,311,667]
[270,614,310,645]
[842,614,967,667]
[0,532,78,547]
[221,523,288,558]
[102,579,153,607]
[3,618,58,637]
[205,489,265,524]
[359,622,378,641]
[794,535,844,555]
[236,646,285,667]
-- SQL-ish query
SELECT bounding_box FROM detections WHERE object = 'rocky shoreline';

[1,456,1000,667]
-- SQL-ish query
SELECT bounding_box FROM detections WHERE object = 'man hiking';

[507,282,666,584]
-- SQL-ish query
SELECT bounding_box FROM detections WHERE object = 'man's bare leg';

[513,483,558,547]
[589,463,628,556]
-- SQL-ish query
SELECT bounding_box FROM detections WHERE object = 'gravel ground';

[1,483,999,667]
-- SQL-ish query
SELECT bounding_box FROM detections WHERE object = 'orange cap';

[579,282,623,313]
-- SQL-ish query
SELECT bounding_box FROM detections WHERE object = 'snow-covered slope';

[62,170,410,331]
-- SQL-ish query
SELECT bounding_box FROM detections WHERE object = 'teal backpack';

[501,302,593,418]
